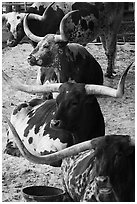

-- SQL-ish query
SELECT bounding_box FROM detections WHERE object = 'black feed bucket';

[22,186,65,202]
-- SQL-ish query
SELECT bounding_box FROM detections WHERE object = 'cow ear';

[56,41,68,48]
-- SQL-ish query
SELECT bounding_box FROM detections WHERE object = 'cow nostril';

[28,55,37,65]
[28,55,34,60]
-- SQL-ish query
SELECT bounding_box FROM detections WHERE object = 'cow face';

[51,82,99,133]
[3,12,25,47]
[28,34,59,66]
[52,82,86,132]
[94,135,135,201]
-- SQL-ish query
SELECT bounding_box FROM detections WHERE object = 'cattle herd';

[2,2,135,202]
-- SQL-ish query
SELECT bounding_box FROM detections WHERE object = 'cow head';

[93,135,135,201]
[2,12,25,47]
[26,10,79,67]
[28,34,59,66]
[51,82,99,133]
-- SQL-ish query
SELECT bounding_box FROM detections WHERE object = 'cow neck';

[56,45,74,82]
[73,96,105,143]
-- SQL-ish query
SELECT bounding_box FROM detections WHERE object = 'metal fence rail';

[2,2,32,13]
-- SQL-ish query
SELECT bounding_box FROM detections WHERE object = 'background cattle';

[2,2,64,47]
[2,2,124,78]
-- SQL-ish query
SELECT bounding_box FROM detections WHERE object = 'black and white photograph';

[2,2,135,202]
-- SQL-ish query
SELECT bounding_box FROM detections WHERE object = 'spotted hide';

[5,98,73,166]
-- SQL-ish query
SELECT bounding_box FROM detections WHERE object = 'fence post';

[24,2,27,12]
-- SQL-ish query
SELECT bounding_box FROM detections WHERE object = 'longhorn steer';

[28,33,104,85]
[27,10,104,86]
[2,2,124,78]
[3,81,105,160]
[3,63,132,162]
[5,117,136,202]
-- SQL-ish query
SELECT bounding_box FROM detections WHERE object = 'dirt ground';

[2,42,135,202]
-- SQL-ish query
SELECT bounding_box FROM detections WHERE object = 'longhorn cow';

[3,63,132,166]
[27,11,104,86]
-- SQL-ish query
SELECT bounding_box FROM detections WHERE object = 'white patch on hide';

[36,134,67,153]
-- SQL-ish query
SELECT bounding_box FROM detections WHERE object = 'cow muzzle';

[94,176,119,202]
[7,34,18,47]
[7,39,17,47]
[28,55,43,66]
[28,55,37,66]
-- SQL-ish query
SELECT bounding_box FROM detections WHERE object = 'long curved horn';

[42,2,55,19]
[23,2,55,42]
[2,62,133,95]
[5,117,101,165]
[2,70,61,93]
[55,10,79,42]
[23,14,44,42]
[85,62,133,97]
[26,2,55,21]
